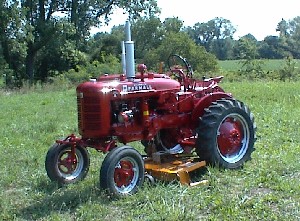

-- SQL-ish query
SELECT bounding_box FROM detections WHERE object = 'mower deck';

[144,152,208,186]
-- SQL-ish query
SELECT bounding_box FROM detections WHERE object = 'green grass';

[1,81,300,220]
[218,59,300,72]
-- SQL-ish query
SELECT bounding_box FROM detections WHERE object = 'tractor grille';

[77,95,102,133]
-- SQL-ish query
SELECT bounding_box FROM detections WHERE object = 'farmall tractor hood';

[77,73,181,95]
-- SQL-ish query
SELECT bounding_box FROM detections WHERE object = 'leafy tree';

[258,36,284,59]
[144,32,218,75]
[233,34,258,59]
[276,17,300,58]
[163,17,184,33]
[131,16,164,61]
[0,0,27,86]
[131,16,184,63]
[276,18,288,38]
[186,17,236,59]
[235,35,265,79]
[279,56,299,81]
[1,0,159,86]
[65,0,159,48]
[87,32,123,62]
[210,38,235,60]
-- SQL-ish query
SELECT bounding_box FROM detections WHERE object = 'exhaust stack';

[122,21,135,79]
[121,41,126,75]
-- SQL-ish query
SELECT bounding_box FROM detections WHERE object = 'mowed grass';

[1,81,300,220]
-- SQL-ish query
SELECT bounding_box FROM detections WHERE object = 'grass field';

[1,81,300,220]
[218,59,300,72]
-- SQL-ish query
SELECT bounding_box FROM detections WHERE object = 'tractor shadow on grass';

[18,166,209,220]
[18,179,113,220]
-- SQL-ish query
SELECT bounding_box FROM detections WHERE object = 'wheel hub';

[58,151,78,174]
[218,119,243,156]
[114,160,134,187]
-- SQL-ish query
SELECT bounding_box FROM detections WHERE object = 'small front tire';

[100,146,145,197]
[45,143,90,185]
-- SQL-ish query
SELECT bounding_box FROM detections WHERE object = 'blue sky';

[96,0,300,40]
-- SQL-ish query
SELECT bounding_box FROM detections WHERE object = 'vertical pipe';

[125,21,131,41]
[124,21,135,79]
[121,41,126,75]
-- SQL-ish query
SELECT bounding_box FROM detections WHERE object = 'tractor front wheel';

[196,98,256,169]
[100,146,145,197]
[45,143,90,185]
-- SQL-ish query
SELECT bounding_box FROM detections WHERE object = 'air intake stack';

[122,21,135,79]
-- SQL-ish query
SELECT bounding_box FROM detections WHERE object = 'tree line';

[1,0,300,87]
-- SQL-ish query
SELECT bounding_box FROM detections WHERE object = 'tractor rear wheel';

[45,143,90,185]
[100,146,144,197]
[196,98,256,169]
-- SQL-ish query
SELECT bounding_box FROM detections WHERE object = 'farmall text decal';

[122,84,152,92]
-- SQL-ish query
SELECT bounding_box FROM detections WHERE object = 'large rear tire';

[45,143,90,184]
[196,98,256,169]
[100,146,145,197]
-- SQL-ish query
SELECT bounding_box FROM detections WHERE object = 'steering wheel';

[167,54,193,79]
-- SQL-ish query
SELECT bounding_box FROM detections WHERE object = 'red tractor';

[45,22,256,196]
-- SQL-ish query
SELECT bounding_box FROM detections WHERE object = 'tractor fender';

[191,92,232,122]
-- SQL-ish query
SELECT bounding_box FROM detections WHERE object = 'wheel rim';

[217,113,250,163]
[113,157,140,194]
[57,147,84,180]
